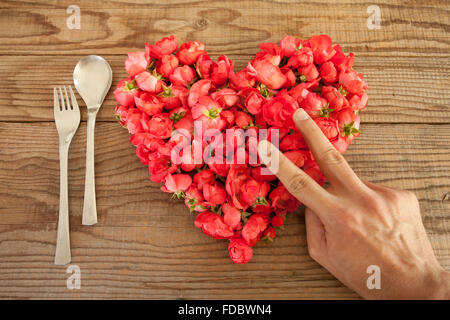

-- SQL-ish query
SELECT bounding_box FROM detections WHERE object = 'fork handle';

[82,110,98,225]
[55,142,71,265]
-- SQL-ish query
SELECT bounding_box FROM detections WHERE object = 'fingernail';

[258,140,272,164]
[294,108,309,122]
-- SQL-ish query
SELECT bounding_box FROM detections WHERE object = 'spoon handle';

[82,109,98,225]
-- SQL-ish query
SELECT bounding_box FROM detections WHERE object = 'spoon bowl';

[73,55,112,109]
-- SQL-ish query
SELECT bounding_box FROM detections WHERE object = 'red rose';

[185,185,207,213]
[211,88,239,109]
[115,34,369,265]
[161,173,192,196]
[244,89,265,115]
[262,226,276,241]
[188,79,213,107]
[225,165,252,210]
[196,53,214,78]
[145,35,178,60]
[279,35,301,57]
[195,211,234,239]
[235,111,253,129]
[229,69,256,90]
[286,47,314,68]
[348,92,368,111]
[330,44,354,71]
[309,34,336,64]
[242,213,270,246]
[319,61,338,83]
[134,92,163,116]
[314,117,339,141]
[335,108,360,143]
[321,86,347,111]
[115,103,129,124]
[148,156,177,183]
[169,65,196,87]
[284,150,307,167]
[338,69,368,95]
[249,59,286,90]
[298,63,319,82]
[222,203,241,230]
[251,167,277,182]
[203,182,227,206]
[262,95,299,128]
[240,179,270,208]
[193,169,216,190]
[211,55,233,86]
[271,213,286,227]
[113,77,139,107]
[126,109,147,135]
[279,132,307,151]
[177,41,206,65]
[300,92,330,118]
[148,113,173,139]
[269,185,300,212]
[135,71,163,94]
[125,52,148,77]
[228,237,253,264]
[156,55,179,78]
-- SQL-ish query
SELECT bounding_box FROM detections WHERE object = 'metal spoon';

[73,55,112,225]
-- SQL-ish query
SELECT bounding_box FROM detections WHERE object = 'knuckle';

[341,214,363,234]
[286,173,310,195]
[318,147,345,166]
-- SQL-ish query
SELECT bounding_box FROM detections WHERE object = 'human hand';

[257,108,450,299]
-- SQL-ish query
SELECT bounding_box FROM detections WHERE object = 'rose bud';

[169,65,196,87]
[125,52,148,77]
[156,55,179,78]
[145,35,178,60]
[228,237,253,264]
[195,211,234,239]
[177,41,206,65]
[279,35,301,57]
[203,182,227,206]
[338,69,368,96]
[320,61,338,83]
[241,213,270,246]
[262,226,276,241]
[113,77,139,107]
[193,169,216,190]
[222,203,242,230]
[135,71,164,94]
[134,92,163,116]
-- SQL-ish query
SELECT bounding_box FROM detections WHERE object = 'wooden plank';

[0,121,448,299]
[0,0,448,123]
[0,0,448,56]
[0,54,449,123]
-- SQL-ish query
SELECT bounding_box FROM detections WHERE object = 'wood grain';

[1,54,449,123]
[0,0,449,299]
[0,122,449,299]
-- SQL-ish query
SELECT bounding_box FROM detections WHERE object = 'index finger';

[293,108,364,190]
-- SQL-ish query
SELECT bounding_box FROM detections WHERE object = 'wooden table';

[0,0,448,299]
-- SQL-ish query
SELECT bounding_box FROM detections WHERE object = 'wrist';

[425,265,450,299]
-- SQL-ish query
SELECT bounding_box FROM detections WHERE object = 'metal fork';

[54,86,80,265]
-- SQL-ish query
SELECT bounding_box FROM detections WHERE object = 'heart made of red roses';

[113,35,368,264]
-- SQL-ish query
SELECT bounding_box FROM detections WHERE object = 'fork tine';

[54,87,60,111]
[68,86,79,111]
[59,87,66,110]
[63,86,72,110]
